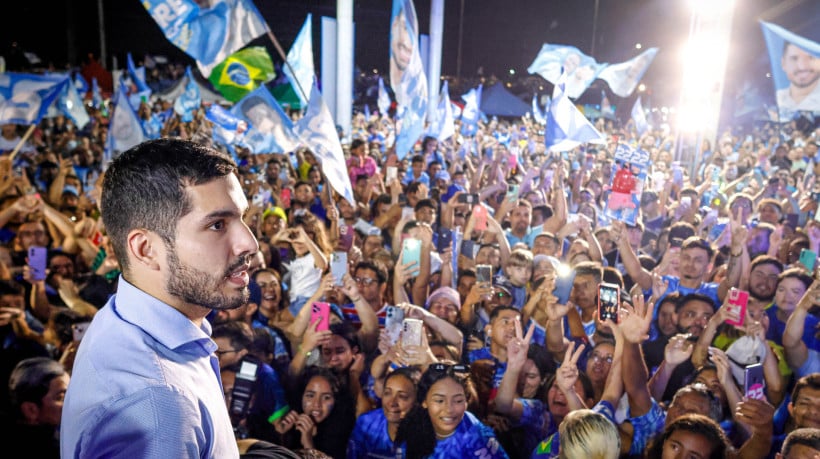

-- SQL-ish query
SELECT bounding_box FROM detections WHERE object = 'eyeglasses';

[355,277,378,286]
[215,349,240,357]
[428,363,471,375]
[590,352,614,365]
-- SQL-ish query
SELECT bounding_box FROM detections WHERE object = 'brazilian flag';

[208,47,275,102]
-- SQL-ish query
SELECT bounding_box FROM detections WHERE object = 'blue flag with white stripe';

[174,67,201,122]
[207,104,249,148]
[127,53,151,94]
[283,14,314,107]
[141,0,269,77]
[0,73,70,125]
[232,85,300,154]
[293,83,354,205]
[91,77,103,108]
[544,73,605,152]
[460,84,482,136]
[56,78,91,129]
[106,85,147,164]
[528,44,607,99]
[391,0,428,159]
[74,73,89,95]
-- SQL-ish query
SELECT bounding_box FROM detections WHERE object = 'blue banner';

[377,77,391,115]
[544,74,605,152]
[760,21,820,120]
[631,96,649,136]
[0,73,70,125]
[604,143,650,226]
[142,0,269,77]
[460,84,482,136]
[232,86,299,154]
[391,0,428,159]
[174,67,201,122]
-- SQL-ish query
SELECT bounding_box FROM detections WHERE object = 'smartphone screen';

[553,265,576,305]
[27,246,48,281]
[338,223,354,252]
[310,302,331,332]
[597,282,620,322]
[280,188,292,208]
[744,363,765,400]
[401,318,424,347]
[785,213,799,230]
[330,252,348,286]
[436,228,453,253]
[401,238,422,276]
[461,240,478,259]
[725,288,749,327]
[386,166,398,182]
[506,184,519,202]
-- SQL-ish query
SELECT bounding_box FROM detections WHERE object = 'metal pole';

[591,0,600,55]
[456,0,464,79]
[97,0,107,68]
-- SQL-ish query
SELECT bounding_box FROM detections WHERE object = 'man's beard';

[165,245,249,311]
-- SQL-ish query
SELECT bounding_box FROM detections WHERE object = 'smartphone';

[785,213,799,231]
[401,318,424,347]
[436,227,453,253]
[280,188,292,208]
[553,265,576,305]
[461,240,478,259]
[725,288,749,327]
[799,248,817,272]
[743,363,765,400]
[597,282,620,322]
[386,166,398,182]
[72,321,92,342]
[506,184,519,202]
[385,305,405,346]
[310,302,331,332]
[457,193,479,205]
[401,238,422,276]
[475,263,492,282]
[473,204,488,231]
[338,222,354,251]
[330,252,348,286]
[27,246,48,281]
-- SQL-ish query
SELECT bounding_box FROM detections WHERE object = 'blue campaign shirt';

[61,276,239,459]
[647,275,720,339]
[531,400,614,459]
[765,306,820,351]
[468,348,508,391]
[404,411,508,459]
[347,409,403,459]
[504,224,544,249]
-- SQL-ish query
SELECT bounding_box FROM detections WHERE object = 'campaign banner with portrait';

[390,0,428,158]
[760,21,820,120]
[232,86,300,154]
[597,47,658,98]
[527,44,607,99]
[604,143,650,226]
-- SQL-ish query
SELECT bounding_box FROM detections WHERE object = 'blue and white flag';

[141,0,269,77]
[528,44,607,99]
[544,74,605,152]
[293,83,354,205]
[601,90,615,120]
[760,21,820,119]
[532,93,546,125]
[0,73,70,125]
[597,47,658,98]
[391,0,428,159]
[283,14,314,107]
[55,78,91,129]
[232,85,300,154]
[207,104,249,147]
[460,84,482,136]
[142,113,163,140]
[377,77,391,116]
[127,53,151,94]
[74,73,89,95]
[426,80,455,141]
[91,77,103,108]
[364,104,371,120]
[631,96,649,136]
[174,66,201,122]
[106,85,146,163]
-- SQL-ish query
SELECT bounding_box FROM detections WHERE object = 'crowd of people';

[0,73,819,459]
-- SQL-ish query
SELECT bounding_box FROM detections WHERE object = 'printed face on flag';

[761,22,820,119]
[781,44,819,90]
[390,9,414,89]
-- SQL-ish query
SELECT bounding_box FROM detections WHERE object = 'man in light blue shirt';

[61,139,259,458]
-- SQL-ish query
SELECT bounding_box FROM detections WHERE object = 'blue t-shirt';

[468,348,508,392]
[505,225,544,249]
[648,276,720,339]
[531,400,615,458]
[765,306,820,351]
[405,411,508,459]
[347,409,402,459]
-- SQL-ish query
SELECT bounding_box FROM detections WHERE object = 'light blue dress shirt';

[61,276,239,458]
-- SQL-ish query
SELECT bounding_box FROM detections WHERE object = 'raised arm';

[611,221,653,290]
[492,320,534,421]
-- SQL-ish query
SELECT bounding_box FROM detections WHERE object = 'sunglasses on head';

[428,363,471,375]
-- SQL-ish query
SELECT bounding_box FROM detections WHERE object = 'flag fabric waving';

[377,77,391,116]
[293,83,355,205]
[601,90,615,120]
[544,73,606,152]
[174,67,202,122]
[141,0,269,77]
[631,96,649,136]
[391,0,428,159]
[760,21,820,120]
[206,104,249,148]
[426,80,455,141]
[208,46,275,102]
[0,73,71,125]
[91,77,103,108]
[597,48,658,97]
[528,44,607,99]
[460,84,483,136]
[283,14,315,107]
[532,93,546,125]
[232,86,300,154]
[106,85,147,163]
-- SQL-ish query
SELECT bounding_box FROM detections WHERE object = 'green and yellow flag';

[208,46,275,102]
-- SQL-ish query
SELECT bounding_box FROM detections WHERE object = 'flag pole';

[8,125,37,163]
[266,30,310,108]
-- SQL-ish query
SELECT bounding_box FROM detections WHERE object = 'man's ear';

[126,229,163,271]
[19,401,39,423]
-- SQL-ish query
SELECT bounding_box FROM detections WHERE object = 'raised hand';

[728,208,748,253]
[505,318,534,372]
[664,334,694,366]
[611,294,653,344]
[294,413,317,449]
[555,341,585,394]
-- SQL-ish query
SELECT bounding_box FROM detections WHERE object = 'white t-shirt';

[286,253,322,301]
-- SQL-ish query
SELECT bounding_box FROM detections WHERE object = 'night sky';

[3,0,819,109]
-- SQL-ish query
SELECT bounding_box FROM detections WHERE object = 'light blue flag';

[55,78,91,129]
[293,83,354,205]
[528,44,608,99]
[391,0,428,159]
[426,80,454,141]
[0,73,70,125]
[283,14,314,107]
[601,90,615,120]
[91,77,103,108]
[364,104,371,120]
[142,0,269,77]
[631,96,649,136]
[207,104,249,147]
[460,84,482,136]
[760,21,820,119]
[127,53,151,94]
[532,93,546,125]
[174,67,201,122]
[597,48,658,97]
[106,85,146,164]
[232,85,300,154]
[74,73,89,95]
[142,113,163,140]
[544,73,605,152]
[377,77,391,116]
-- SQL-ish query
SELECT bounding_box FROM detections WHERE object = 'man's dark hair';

[0,280,25,296]
[778,267,814,291]
[781,428,820,457]
[681,236,715,260]
[574,261,604,283]
[101,139,236,273]
[675,293,717,314]
[354,260,387,285]
[350,139,366,150]
[411,154,424,165]
[489,305,520,322]
[212,321,254,352]
[414,199,436,211]
[749,255,783,273]
[9,357,67,415]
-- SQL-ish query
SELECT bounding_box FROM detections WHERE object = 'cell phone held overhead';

[597,282,620,323]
